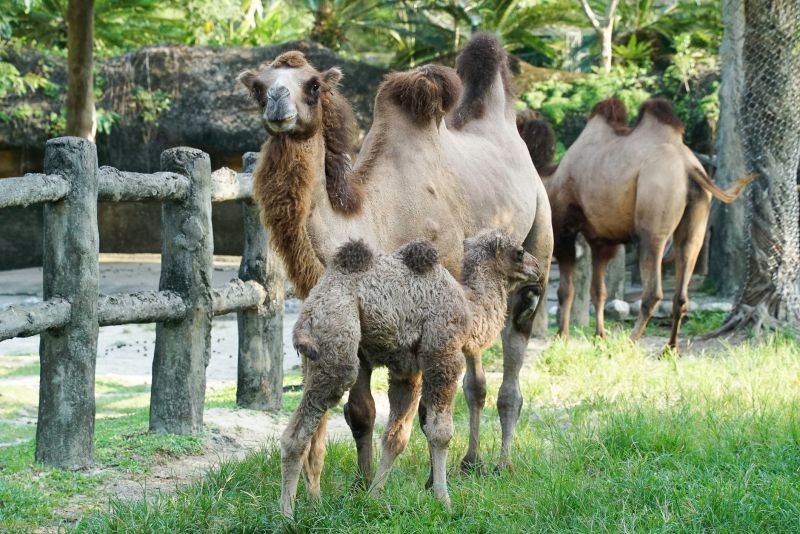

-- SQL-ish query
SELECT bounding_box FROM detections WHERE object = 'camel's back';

[357,255,468,367]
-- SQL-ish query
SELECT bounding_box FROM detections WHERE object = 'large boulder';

[0,42,387,269]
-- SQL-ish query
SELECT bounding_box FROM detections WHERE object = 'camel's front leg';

[497,286,537,470]
[343,359,376,488]
[460,350,486,471]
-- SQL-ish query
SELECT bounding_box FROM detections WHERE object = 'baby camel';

[280,229,540,517]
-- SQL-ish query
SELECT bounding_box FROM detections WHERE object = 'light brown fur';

[280,230,540,517]
[238,33,554,486]
[526,97,752,347]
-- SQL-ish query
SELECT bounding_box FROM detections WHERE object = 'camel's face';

[238,53,342,138]
[465,230,541,286]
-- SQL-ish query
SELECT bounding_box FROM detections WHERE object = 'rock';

[604,299,630,321]
[548,305,559,317]
[285,298,303,314]
[630,299,642,316]
[699,301,733,313]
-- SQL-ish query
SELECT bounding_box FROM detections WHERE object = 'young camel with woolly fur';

[519,97,752,348]
[238,33,553,486]
[281,230,540,517]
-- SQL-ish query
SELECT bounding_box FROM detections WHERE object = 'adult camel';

[237,33,553,487]
[520,97,751,348]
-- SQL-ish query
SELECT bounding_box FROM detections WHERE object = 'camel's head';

[238,51,343,138]
[463,229,541,287]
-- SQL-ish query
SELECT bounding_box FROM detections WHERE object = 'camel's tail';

[688,165,754,203]
[450,33,514,129]
[332,239,374,273]
[397,240,439,274]
[293,315,320,362]
[379,64,461,127]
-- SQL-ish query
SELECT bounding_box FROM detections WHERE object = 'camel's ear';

[238,70,258,90]
[322,67,343,88]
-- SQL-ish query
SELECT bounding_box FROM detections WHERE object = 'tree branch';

[578,0,602,31]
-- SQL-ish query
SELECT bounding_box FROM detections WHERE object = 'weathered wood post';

[150,148,213,434]
[236,152,285,410]
[571,235,592,327]
[36,137,99,468]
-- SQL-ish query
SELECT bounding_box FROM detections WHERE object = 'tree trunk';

[716,0,800,334]
[65,0,96,140]
[708,0,748,296]
[599,27,613,73]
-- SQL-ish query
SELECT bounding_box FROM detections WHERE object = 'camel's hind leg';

[343,359,376,488]
[460,350,486,471]
[303,411,328,503]
[590,243,622,338]
[369,372,422,495]
[668,193,711,348]
[555,235,577,337]
[420,349,463,511]
[281,357,359,518]
[630,235,669,341]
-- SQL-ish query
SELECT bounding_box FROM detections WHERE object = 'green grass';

[71,332,800,532]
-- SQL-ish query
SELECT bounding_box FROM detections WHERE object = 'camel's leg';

[303,411,328,503]
[281,363,355,519]
[589,243,621,338]
[668,194,711,348]
[528,181,554,337]
[369,372,422,495]
[460,350,486,471]
[421,350,462,511]
[555,238,577,337]
[343,359,376,488]
[630,235,668,342]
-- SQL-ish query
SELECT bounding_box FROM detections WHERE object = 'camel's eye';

[515,249,525,262]
[309,81,320,94]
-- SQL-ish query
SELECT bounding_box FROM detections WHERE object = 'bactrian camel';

[520,97,751,348]
[237,33,553,485]
[281,230,541,516]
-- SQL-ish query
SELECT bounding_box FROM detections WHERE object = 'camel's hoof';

[348,475,369,494]
[494,461,515,475]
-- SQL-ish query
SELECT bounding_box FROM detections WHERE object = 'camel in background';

[237,34,553,485]
[521,97,751,348]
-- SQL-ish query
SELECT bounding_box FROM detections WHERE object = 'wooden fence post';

[36,137,99,468]
[150,148,213,434]
[236,152,285,410]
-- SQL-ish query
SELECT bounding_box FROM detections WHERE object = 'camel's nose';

[264,84,296,125]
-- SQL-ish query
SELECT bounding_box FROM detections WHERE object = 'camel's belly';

[574,174,637,243]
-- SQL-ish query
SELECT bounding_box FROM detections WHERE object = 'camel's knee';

[497,383,522,419]
[673,293,688,318]
[423,412,454,448]
[641,290,663,316]
[463,369,487,408]
[281,427,310,462]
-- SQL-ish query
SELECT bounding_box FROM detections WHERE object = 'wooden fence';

[0,137,285,469]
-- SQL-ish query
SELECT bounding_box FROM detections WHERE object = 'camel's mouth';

[265,113,298,133]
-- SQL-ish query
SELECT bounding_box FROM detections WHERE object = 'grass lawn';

[65,322,800,533]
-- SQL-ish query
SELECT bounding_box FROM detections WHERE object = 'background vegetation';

[1,0,721,150]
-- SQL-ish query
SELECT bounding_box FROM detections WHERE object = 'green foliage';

[131,87,171,126]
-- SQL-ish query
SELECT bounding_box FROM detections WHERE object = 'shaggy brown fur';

[253,136,324,299]
[518,116,557,175]
[321,89,360,212]
[530,96,753,349]
[380,65,461,126]
[280,230,540,517]
[450,33,516,129]
[400,240,440,274]
[271,50,308,69]
[589,98,630,135]
[631,98,685,134]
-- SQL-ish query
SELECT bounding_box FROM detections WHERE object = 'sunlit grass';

[70,333,800,532]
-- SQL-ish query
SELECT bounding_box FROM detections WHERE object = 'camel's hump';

[397,240,440,275]
[333,239,374,273]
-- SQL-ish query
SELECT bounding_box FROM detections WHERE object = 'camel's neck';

[462,267,508,354]
[253,133,328,298]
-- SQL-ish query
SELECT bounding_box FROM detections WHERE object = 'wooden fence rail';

[0,136,285,469]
